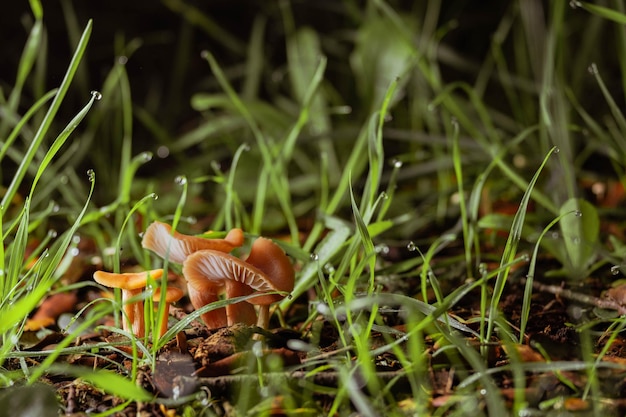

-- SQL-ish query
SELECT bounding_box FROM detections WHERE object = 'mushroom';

[152,286,184,337]
[183,253,257,328]
[182,237,294,329]
[243,237,295,328]
[141,221,244,263]
[93,269,163,337]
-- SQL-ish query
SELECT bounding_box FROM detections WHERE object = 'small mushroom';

[152,286,184,337]
[93,269,163,337]
[183,237,294,329]
[141,221,244,263]
[243,237,295,328]
[183,252,257,328]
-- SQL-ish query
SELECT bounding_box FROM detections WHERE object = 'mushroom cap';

[245,238,294,294]
[153,286,184,303]
[183,250,275,294]
[182,237,294,306]
[93,269,163,290]
[141,221,244,263]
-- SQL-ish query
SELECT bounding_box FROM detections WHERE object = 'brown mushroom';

[243,237,295,328]
[182,251,257,328]
[182,238,294,329]
[141,221,244,263]
[93,269,163,337]
[152,286,184,337]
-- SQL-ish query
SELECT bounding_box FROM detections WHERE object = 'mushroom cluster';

[93,269,183,338]
[141,221,294,330]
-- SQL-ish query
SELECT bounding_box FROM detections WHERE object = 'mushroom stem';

[122,288,144,337]
[224,281,257,326]
[153,287,184,337]
[256,305,270,329]
[187,283,228,328]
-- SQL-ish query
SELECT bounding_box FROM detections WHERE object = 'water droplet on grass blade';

[611,265,621,275]
[588,63,598,75]
[117,56,128,65]
[86,169,95,182]
[569,0,582,8]
[574,210,582,217]
[310,253,319,261]
[175,175,187,185]
[553,147,560,154]
[392,159,403,168]
[48,230,57,238]
[407,241,417,251]
[139,152,153,162]
[90,90,102,101]
[375,244,389,255]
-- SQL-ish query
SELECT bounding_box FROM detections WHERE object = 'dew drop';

[187,216,197,224]
[553,147,560,154]
[572,236,581,245]
[611,265,621,276]
[574,210,582,217]
[242,143,251,152]
[310,253,319,261]
[117,55,128,65]
[59,175,68,185]
[90,90,102,101]
[86,169,96,182]
[587,63,598,75]
[569,0,582,8]
[157,146,170,158]
[380,191,389,200]
[72,235,81,244]
[48,230,58,238]
[150,193,158,200]
[521,253,530,262]
[51,204,60,213]
[200,50,209,59]
[478,263,488,276]
[513,154,527,168]
[69,247,80,257]
[316,302,331,315]
[175,175,187,185]
[551,231,560,239]
[375,244,390,255]
[139,152,153,163]
[323,263,335,274]
[392,159,403,168]
[407,241,417,252]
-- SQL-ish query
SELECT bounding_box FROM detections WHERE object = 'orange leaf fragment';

[25,292,78,331]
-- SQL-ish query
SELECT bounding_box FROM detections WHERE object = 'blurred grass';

[2,0,626,415]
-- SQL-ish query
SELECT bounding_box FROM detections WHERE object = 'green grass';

[3,0,626,415]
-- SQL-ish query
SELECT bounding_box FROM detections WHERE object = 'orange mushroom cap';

[244,237,295,305]
[93,269,164,289]
[93,269,163,337]
[152,286,184,303]
[141,221,244,264]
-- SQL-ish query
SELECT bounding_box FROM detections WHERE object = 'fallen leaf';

[25,292,78,331]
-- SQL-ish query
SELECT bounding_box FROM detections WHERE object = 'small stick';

[521,278,626,315]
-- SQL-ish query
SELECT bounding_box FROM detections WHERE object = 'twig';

[522,278,626,315]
